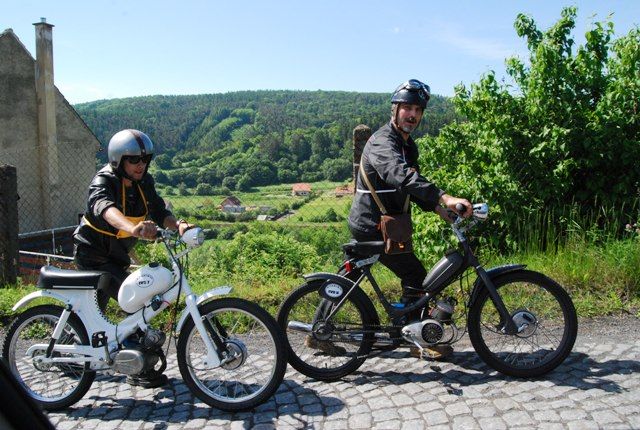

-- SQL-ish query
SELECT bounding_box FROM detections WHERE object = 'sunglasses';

[124,154,153,165]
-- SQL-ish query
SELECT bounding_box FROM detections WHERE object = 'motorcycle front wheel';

[276,279,377,381]
[1,305,95,410]
[177,298,286,411]
[468,270,577,377]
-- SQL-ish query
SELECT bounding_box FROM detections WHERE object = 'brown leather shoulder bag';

[359,163,413,254]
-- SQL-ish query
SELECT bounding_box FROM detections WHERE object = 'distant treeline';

[75,90,458,190]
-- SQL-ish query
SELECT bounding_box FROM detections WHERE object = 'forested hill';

[75,90,456,190]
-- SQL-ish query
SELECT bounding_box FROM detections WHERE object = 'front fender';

[12,290,71,312]
[176,285,232,332]
[468,264,527,308]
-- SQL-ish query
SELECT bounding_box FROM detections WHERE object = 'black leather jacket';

[348,122,443,234]
[73,165,171,267]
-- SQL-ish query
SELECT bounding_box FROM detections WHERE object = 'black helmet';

[391,79,431,109]
[107,129,154,179]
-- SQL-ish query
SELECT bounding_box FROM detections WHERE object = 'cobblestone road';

[46,317,640,430]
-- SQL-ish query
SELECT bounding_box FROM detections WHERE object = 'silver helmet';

[107,129,154,169]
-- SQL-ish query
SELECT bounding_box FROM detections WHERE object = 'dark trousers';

[75,257,129,312]
[350,228,428,300]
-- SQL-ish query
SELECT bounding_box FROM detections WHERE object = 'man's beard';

[400,119,417,133]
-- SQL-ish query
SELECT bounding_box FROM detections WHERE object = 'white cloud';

[434,23,520,61]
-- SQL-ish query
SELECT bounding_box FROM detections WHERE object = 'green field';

[162,180,353,224]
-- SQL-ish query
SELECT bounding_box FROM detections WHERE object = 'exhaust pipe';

[287,321,313,333]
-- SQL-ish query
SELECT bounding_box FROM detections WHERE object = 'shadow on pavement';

[66,376,342,428]
[344,348,640,396]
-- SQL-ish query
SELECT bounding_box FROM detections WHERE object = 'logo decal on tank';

[137,274,154,288]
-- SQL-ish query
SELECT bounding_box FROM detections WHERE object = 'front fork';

[473,266,518,335]
[183,294,227,368]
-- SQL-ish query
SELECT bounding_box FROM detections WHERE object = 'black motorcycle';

[277,203,577,380]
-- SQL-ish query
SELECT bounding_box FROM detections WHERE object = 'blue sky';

[4,1,639,104]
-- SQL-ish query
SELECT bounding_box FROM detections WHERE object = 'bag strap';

[359,162,410,214]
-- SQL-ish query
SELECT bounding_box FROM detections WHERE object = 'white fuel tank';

[118,263,173,313]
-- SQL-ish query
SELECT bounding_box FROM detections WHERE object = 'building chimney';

[33,17,60,228]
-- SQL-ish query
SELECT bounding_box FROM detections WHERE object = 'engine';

[112,349,160,376]
[401,319,445,346]
[401,298,456,346]
[111,328,166,376]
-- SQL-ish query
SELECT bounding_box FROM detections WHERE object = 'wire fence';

[1,142,94,235]
[3,126,370,282]
[6,131,367,239]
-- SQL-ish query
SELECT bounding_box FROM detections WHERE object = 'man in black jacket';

[348,79,471,359]
[73,129,194,311]
[73,129,194,387]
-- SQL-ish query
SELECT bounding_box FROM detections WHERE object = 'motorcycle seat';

[37,265,111,290]
[342,240,385,256]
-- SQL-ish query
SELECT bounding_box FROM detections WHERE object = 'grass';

[2,240,638,330]
[288,193,352,222]
[2,204,639,327]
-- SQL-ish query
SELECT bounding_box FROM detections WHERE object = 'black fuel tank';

[421,250,465,293]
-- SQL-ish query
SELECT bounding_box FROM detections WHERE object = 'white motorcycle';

[1,228,287,411]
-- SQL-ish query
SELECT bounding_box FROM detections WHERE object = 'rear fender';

[12,290,70,312]
[302,272,379,326]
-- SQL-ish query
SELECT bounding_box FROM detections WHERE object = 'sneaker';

[304,335,347,356]
[410,344,453,361]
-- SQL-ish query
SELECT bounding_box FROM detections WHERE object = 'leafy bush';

[417,7,640,250]
[208,230,321,279]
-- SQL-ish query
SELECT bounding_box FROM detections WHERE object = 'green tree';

[420,6,640,217]
[154,154,173,169]
[195,183,214,195]
[321,158,352,181]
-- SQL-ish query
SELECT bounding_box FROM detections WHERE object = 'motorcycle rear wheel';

[468,270,577,377]
[277,279,377,381]
[1,305,95,410]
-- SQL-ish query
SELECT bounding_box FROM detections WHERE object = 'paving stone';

[348,413,373,428]
[445,402,472,416]
[423,409,449,425]
[43,332,640,430]
[533,410,561,422]
[478,417,507,430]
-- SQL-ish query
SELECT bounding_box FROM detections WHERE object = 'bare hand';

[177,220,197,236]
[132,220,158,240]
[440,194,472,218]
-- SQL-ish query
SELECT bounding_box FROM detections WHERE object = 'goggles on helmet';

[395,79,430,93]
[394,79,430,101]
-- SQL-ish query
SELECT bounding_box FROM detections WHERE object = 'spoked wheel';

[276,279,377,381]
[468,270,577,377]
[1,305,95,410]
[177,298,286,411]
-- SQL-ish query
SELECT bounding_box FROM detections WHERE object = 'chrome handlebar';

[450,203,489,240]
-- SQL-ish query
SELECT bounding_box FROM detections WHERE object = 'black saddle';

[37,265,111,290]
[342,240,385,257]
